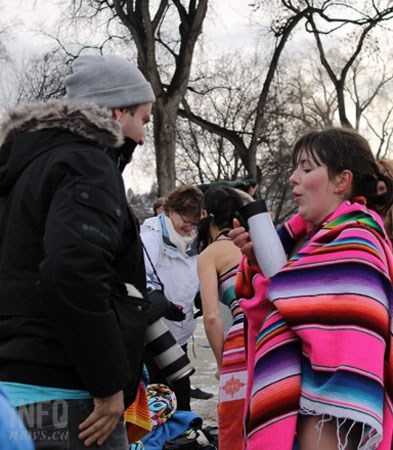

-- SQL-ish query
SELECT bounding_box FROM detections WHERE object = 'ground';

[189,318,219,427]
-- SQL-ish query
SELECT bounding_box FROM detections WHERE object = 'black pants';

[18,398,128,450]
[144,343,191,411]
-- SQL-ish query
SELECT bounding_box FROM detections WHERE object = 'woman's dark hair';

[292,127,393,215]
[196,187,245,252]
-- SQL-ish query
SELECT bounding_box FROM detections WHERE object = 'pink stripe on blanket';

[247,413,297,450]
[296,326,385,381]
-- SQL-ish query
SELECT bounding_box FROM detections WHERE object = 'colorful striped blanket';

[235,201,393,450]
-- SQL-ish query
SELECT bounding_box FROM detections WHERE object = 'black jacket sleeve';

[39,147,141,398]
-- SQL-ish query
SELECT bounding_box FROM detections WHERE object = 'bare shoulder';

[198,243,220,262]
[213,239,242,273]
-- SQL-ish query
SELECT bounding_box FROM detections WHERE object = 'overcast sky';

[1,1,256,53]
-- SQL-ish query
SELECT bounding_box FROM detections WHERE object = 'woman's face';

[169,208,200,237]
[289,149,343,225]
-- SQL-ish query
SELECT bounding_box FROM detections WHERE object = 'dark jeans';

[18,398,128,450]
[144,343,191,411]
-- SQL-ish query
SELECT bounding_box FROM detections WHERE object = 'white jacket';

[140,214,199,346]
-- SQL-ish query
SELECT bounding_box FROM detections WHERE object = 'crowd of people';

[0,53,393,450]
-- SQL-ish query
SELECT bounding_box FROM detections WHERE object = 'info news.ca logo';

[12,400,70,441]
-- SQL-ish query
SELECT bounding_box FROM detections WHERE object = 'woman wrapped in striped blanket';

[231,127,393,450]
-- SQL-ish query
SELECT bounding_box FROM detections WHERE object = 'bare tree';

[175,52,302,220]
[179,1,393,208]
[0,48,67,117]
[367,106,393,160]
[4,0,393,216]
[0,37,7,62]
[176,51,262,185]
[179,2,324,181]
[13,50,67,103]
[0,11,12,62]
[67,0,208,195]
[0,20,12,115]
[302,0,393,128]
[280,59,338,130]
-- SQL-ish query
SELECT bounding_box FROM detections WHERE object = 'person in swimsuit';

[196,186,250,450]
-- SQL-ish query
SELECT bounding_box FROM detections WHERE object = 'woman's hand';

[229,218,258,266]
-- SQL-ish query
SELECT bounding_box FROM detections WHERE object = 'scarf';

[235,201,393,450]
[161,214,196,257]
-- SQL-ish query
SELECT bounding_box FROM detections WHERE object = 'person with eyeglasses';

[140,185,204,410]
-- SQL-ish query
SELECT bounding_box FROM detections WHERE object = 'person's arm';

[198,251,224,371]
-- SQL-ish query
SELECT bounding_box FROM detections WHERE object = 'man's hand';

[78,390,124,446]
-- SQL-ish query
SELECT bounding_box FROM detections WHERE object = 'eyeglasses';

[177,212,200,228]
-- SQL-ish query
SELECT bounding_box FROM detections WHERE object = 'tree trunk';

[153,103,177,195]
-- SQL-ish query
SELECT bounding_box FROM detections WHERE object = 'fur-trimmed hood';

[0,99,125,194]
[0,98,124,149]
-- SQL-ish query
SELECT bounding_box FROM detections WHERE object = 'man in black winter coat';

[0,54,155,449]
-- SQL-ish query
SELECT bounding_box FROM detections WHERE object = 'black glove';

[147,289,186,323]
[165,302,186,322]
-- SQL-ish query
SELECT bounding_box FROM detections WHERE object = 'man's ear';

[112,108,124,121]
[202,210,208,218]
[334,170,353,195]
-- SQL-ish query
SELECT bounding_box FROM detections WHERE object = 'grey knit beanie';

[65,54,155,108]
